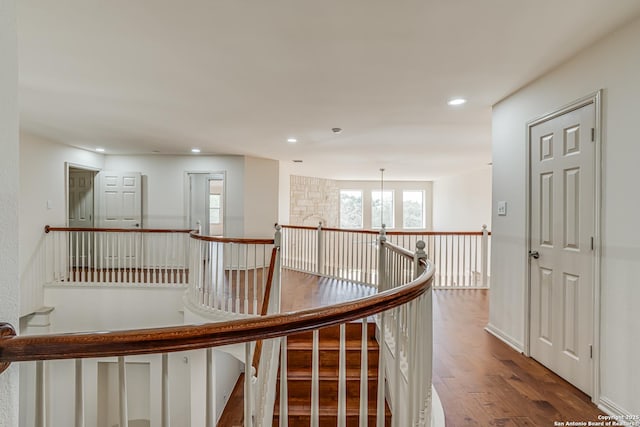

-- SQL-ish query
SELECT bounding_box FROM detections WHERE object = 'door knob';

[528,250,540,259]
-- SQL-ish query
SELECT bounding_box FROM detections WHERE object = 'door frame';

[65,162,101,227]
[183,170,227,235]
[524,90,602,402]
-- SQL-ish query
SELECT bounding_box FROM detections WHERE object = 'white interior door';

[68,169,95,228]
[68,168,96,268]
[96,171,143,269]
[529,102,595,394]
[96,171,142,229]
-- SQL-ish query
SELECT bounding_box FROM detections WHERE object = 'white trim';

[431,386,445,427]
[524,90,602,401]
[484,323,524,353]
[598,396,637,420]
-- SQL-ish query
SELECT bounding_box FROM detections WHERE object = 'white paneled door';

[96,171,142,229]
[529,102,595,395]
[96,171,143,269]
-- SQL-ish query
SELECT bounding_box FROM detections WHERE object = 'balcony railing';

[3,226,434,427]
[281,223,491,289]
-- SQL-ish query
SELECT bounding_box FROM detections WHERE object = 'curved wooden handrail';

[280,224,491,236]
[45,225,194,234]
[0,261,432,365]
[188,231,275,245]
[382,240,415,260]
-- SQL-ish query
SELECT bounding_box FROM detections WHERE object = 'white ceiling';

[17,0,640,180]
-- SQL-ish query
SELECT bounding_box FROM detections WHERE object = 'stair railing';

[1,241,433,427]
[186,231,277,316]
[280,223,491,288]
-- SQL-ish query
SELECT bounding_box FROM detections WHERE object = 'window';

[209,194,222,225]
[403,190,424,229]
[372,190,394,229]
[340,190,363,229]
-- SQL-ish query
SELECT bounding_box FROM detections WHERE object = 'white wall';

[243,156,279,238]
[20,133,104,314]
[491,15,640,415]
[432,167,492,232]
[0,1,20,425]
[103,154,246,234]
[278,161,293,225]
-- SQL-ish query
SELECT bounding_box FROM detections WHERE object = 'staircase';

[274,322,391,426]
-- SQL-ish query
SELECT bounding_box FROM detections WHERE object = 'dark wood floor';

[433,289,604,426]
[219,271,604,426]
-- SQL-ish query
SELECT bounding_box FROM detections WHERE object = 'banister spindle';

[338,323,347,427]
[205,348,215,427]
[244,343,254,427]
[481,224,489,287]
[75,359,84,427]
[317,222,323,275]
[35,360,45,427]
[311,329,320,427]
[279,336,288,427]
[359,318,368,427]
[161,354,170,427]
[118,356,128,427]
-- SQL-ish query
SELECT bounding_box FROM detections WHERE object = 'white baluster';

[359,318,368,427]
[279,337,288,427]
[244,343,254,427]
[311,329,320,427]
[205,348,216,427]
[376,313,386,427]
[338,323,347,427]
[161,354,170,427]
[481,224,489,287]
[75,359,84,427]
[35,360,45,427]
[118,356,128,427]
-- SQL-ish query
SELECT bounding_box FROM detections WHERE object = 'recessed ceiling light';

[331,127,342,134]
[448,98,467,106]
[96,148,105,152]
[191,148,201,153]
[287,138,298,143]
[293,160,303,163]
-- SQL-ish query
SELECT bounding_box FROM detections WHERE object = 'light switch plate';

[497,201,507,216]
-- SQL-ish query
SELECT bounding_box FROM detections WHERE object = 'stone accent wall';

[289,175,339,227]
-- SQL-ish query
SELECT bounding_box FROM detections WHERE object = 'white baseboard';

[432,385,446,427]
[484,323,524,353]
[598,396,637,420]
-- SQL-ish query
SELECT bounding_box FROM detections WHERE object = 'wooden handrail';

[188,231,275,245]
[0,261,432,367]
[45,225,194,234]
[279,224,491,236]
[381,240,415,260]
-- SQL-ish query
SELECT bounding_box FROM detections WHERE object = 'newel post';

[316,221,323,275]
[414,240,427,278]
[377,225,387,290]
[481,224,489,287]
[274,224,282,313]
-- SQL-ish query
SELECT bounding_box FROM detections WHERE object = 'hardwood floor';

[218,272,604,426]
[433,289,604,426]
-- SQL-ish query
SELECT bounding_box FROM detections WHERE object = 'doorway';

[187,172,225,236]
[68,167,97,228]
[527,92,600,396]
